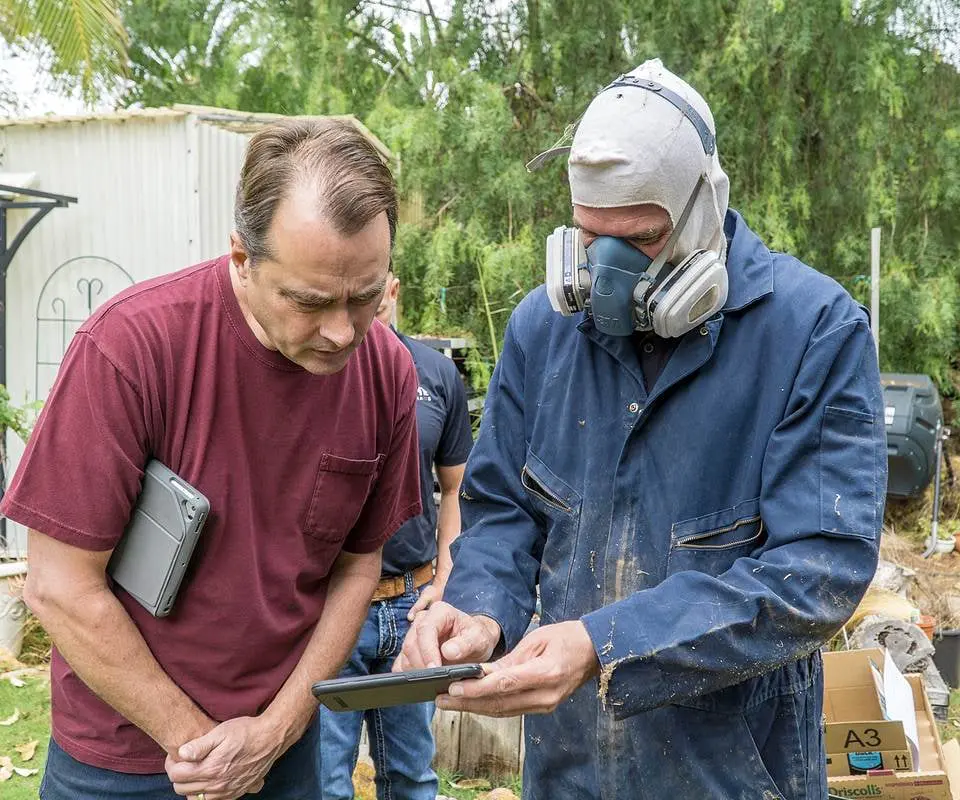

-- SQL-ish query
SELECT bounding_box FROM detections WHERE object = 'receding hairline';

[234,117,397,264]
[249,181,390,270]
[278,174,392,234]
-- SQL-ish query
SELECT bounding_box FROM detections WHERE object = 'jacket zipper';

[676,516,764,550]
[521,466,573,513]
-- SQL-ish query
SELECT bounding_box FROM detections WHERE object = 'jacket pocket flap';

[672,497,763,549]
[820,405,878,540]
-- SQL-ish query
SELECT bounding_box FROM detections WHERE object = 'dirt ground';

[879,445,960,628]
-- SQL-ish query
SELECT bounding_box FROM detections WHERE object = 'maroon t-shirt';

[0,256,421,772]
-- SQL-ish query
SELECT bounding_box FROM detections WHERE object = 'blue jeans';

[316,577,438,800]
[40,723,319,799]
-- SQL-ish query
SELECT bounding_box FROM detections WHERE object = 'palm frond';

[5,0,128,97]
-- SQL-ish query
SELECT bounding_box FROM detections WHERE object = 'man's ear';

[230,231,251,282]
[387,275,400,304]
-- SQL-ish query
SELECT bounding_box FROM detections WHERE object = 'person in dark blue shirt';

[315,268,473,800]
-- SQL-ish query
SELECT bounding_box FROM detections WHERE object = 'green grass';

[437,769,522,798]
[0,670,50,799]
[939,688,960,744]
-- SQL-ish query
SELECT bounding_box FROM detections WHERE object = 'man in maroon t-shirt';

[0,120,421,800]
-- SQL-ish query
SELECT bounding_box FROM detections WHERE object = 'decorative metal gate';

[35,256,134,399]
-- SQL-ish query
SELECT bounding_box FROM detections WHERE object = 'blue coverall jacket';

[444,210,887,799]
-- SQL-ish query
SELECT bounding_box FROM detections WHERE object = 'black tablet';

[312,664,485,711]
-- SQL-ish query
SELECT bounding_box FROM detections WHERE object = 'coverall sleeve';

[581,313,887,719]
[441,311,544,649]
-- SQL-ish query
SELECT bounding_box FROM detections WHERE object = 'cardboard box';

[825,648,960,800]
[825,648,919,777]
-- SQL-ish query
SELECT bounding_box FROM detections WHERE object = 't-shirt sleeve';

[436,363,473,467]
[0,332,150,550]
[342,353,422,554]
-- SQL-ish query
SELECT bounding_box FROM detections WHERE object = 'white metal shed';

[0,104,391,557]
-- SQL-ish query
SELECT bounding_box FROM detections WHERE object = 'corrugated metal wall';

[0,115,250,557]
[196,121,249,258]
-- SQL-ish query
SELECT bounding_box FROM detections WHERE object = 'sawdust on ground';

[880,447,960,628]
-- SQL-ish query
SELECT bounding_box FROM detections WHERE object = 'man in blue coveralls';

[395,59,887,798]
[316,268,473,799]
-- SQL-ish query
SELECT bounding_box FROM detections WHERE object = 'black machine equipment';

[881,373,953,558]
[883,373,943,499]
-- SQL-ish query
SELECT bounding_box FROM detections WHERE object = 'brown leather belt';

[371,562,434,602]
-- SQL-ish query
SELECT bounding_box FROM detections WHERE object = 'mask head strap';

[604,76,715,156]
[640,174,706,287]
[526,76,715,171]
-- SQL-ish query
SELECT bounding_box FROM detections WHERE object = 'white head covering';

[568,59,730,260]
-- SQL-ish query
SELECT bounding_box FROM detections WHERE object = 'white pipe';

[871,227,881,354]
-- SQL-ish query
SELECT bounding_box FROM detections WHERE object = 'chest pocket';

[521,452,582,621]
[667,497,765,577]
[302,453,385,543]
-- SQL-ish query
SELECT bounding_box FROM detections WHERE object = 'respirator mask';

[545,174,727,338]
[536,73,729,338]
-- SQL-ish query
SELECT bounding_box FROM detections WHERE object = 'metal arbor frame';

[0,183,77,385]
[0,183,77,549]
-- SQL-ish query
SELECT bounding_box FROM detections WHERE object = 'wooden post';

[456,712,523,779]
[431,708,462,774]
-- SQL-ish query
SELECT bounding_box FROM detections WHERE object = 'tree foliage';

[119,0,960,398]
[0,0,127,101]
[121,0,251,108]
[0,63,18,115]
